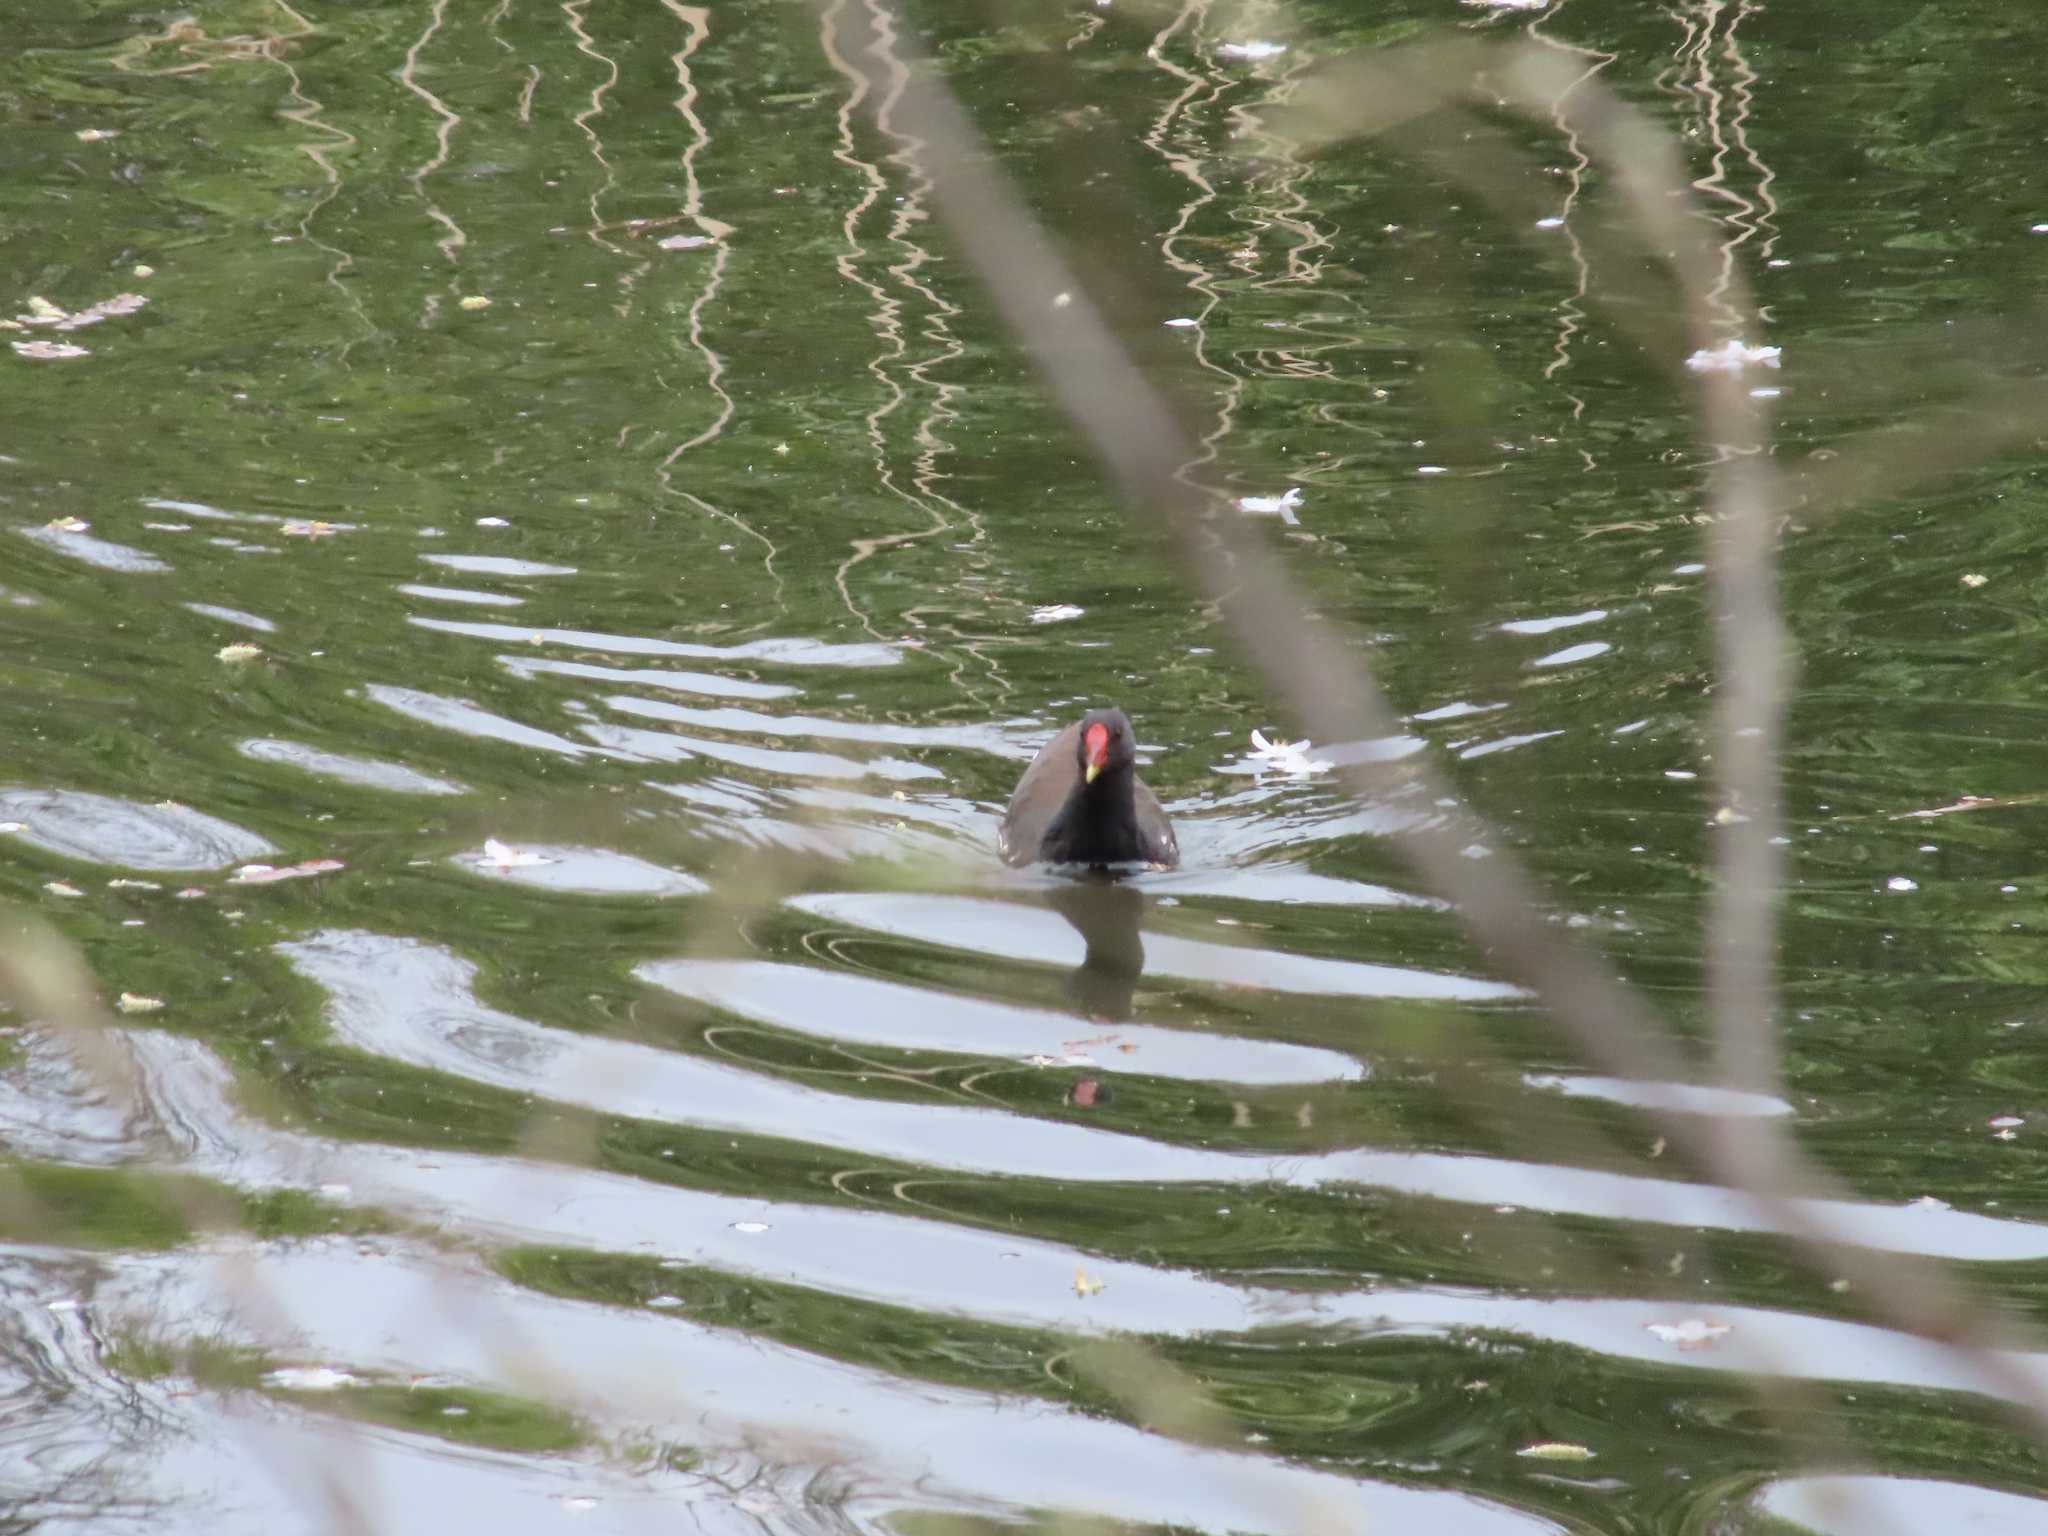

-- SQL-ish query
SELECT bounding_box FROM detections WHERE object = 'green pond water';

[4,0,2048,1530]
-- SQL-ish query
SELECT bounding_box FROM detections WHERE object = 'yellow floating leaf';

[1517,1442,1595,1461]
[116,992,164,1014]
[217,643,263,663]
[1072,1268,1105,1297]
[458,295,492,311]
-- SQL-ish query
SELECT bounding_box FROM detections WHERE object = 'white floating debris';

[1516,1442,1594,1460]
[658,234,712,250]
[479,838,553,870]
[1989,1115,2024,1130]
[44,881,84,898]
[1645,1318,1732,1350]
[1030,604,1085,624]
[1416,465,1450,475]
[1960,573,1988,588]
[1748,386,1783,398]
[2033,224,2048,235]
[476,516,510,528]
[264,1366,359,1391]
[1534,216,1564,229]
[12,340,90,361]
[1664,770,1697,781]
[1684,339,1782,374]
[458,295,492,311]
[217,642,263,663]
[1235,486,1302,524]
[1247,728,1333,777]
[646,1294,685,1308]
[1218,40,1286,60]
[228,859,344,885]
[1164,317,1198,328]
[116,993,164,1014]
[1886,876,1918,892]
[731,1221,770,1234]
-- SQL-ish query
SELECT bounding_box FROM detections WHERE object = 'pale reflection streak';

[263,4,383,369]
[819,0,957,648]
[1230,55,1376,411]
[561,0,635,312]
[656,2,737,452]
[1667,0,1778,329]
[487,0,541,120]
[1527,0,1615,424]
[398,0,469,288]
[1145,0,1249,498]
[872,1,1009,696]
[1724,1,1781,268]
[651,1,781,591]
[1230,45,1332,291]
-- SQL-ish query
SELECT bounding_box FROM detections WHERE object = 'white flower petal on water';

[1684,339,1782,374]
[1235,487,1302,525]
[480,838,554,869]
[1030,603,1085,624]
[1645,1318,1732,1350]
[1246,728,1333,776]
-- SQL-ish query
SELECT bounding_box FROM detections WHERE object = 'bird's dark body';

[998,709,1179,868]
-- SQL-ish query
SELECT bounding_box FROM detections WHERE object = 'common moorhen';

[998,707,1179,868]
